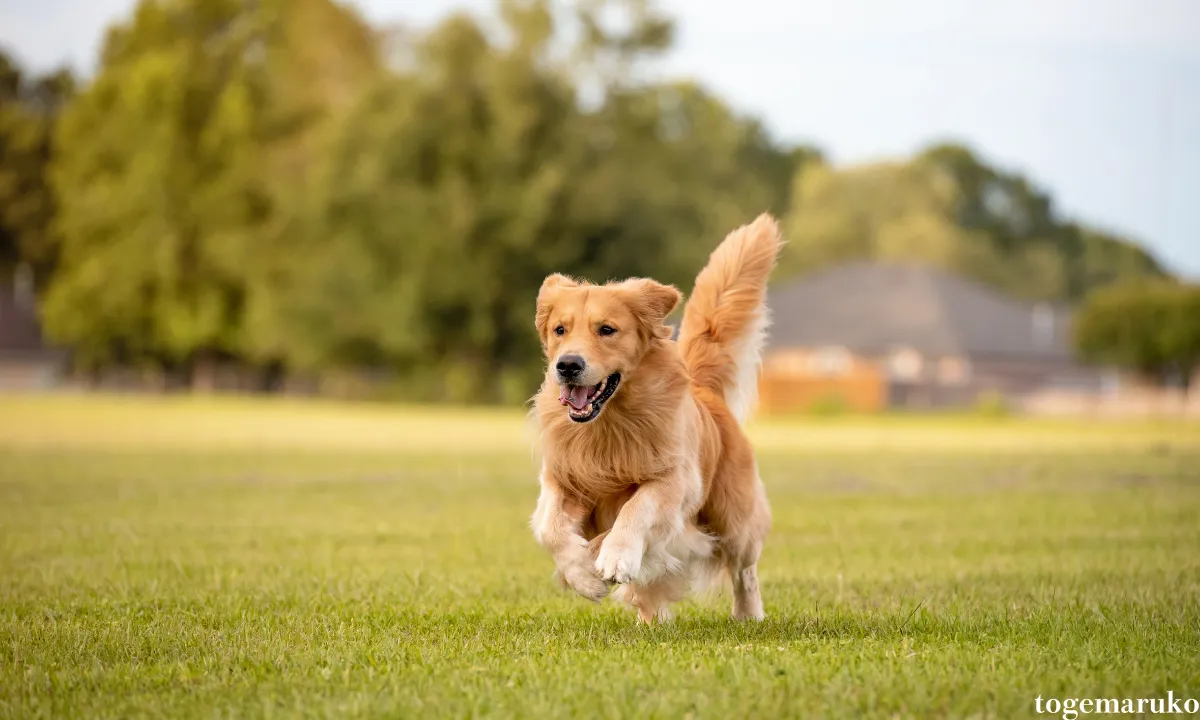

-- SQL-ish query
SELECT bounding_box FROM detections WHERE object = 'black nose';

[556,355,585,379]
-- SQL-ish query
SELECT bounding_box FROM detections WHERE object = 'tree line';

[1,0,1192,401]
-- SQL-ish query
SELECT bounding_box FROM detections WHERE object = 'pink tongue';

[559,385,591,411]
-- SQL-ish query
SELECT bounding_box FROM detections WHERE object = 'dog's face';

[535,274,681,423]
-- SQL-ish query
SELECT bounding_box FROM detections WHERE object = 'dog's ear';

[540,273,578,294]
[642,280,682,320]
[623,278,682,340]
[535,273,579,339]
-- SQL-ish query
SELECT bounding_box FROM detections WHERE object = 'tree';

[250,1,784,402]
[35,0,1177,404]
[0,50,74,284]
[44,0,261,375]
[244,6,582,401]
[779,142,1167,302]
[44,0,380,382]
[1073,225,1167,292]
[918,143,1168,299]
[238,0,384,375]
[780,158,1004,281]
[1074,280,1200,391]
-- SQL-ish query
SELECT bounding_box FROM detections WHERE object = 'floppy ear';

[534,273,578,339]
[624,278,682,340]
[642,280,682,320]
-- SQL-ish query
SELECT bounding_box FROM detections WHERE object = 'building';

[0,267,67,391]
[756,262,1111,413]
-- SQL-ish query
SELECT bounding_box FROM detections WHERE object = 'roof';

[763,262,1074,360]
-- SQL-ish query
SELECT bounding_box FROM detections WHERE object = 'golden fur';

[529,214,784,623]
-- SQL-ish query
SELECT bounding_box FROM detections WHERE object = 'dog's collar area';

[561,373,621,423]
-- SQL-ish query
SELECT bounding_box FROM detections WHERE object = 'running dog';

[530,214,783,623]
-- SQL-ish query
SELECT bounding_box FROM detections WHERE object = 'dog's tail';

[677,213,784,424]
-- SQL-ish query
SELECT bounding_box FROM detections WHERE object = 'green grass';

[1,395,1198,718]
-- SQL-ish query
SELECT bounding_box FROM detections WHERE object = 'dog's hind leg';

[728,554,764,621]
[724,503,768,620]
[709,466,771,621]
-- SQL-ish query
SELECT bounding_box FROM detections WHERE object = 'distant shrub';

[973,390,1010,417]
[807,392,850,416]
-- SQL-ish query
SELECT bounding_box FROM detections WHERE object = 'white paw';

[595,535,644,585]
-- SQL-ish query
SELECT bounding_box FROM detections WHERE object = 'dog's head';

[535,273,681,423]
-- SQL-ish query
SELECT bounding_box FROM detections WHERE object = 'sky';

[3,0,1198,278]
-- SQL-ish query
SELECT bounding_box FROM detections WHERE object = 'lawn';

[1,395,1198,718]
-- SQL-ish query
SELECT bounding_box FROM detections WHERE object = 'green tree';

[919,144,1165,298]
[780,142,1167,302]
[239,0,384,373]
[1074,280,1200,390]
[0,50,74,284]
[45,0,261,375]
[252,1,784,402]
[44,0,379,383]
[41,0,1173,405]
[252,5,583,400]
[780,158,1004,282]
[1073,225,1167,292]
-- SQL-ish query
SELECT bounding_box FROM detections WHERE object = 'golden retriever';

[529,214,783,623]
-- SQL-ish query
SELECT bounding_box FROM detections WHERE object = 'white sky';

[3,0,1198,277]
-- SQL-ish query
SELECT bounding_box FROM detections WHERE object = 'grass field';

[1,395,1198,718]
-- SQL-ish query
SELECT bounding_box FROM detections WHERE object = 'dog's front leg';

[530,472,609,602]
[594,474,693,586]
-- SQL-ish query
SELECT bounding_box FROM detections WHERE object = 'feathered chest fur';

[537,393,682,503]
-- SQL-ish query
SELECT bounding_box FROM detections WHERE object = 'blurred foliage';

[972,390,1011,418]
[0,53,74,283]
[0,0,1177,401]
[781,144,1167,302]
[1074,280,1200,389]
[805,392,850,417]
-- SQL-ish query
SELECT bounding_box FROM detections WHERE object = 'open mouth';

[558,373,621,423]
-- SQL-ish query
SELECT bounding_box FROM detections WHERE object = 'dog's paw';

[595,535,644,585]
[558,563,609,602]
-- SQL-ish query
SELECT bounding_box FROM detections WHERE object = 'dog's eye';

[598,325,616,336]
[554,325,566,336]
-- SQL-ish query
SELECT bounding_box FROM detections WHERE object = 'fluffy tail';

[677,213,784,423]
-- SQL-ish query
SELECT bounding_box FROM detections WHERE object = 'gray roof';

[764,262,1074,360]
